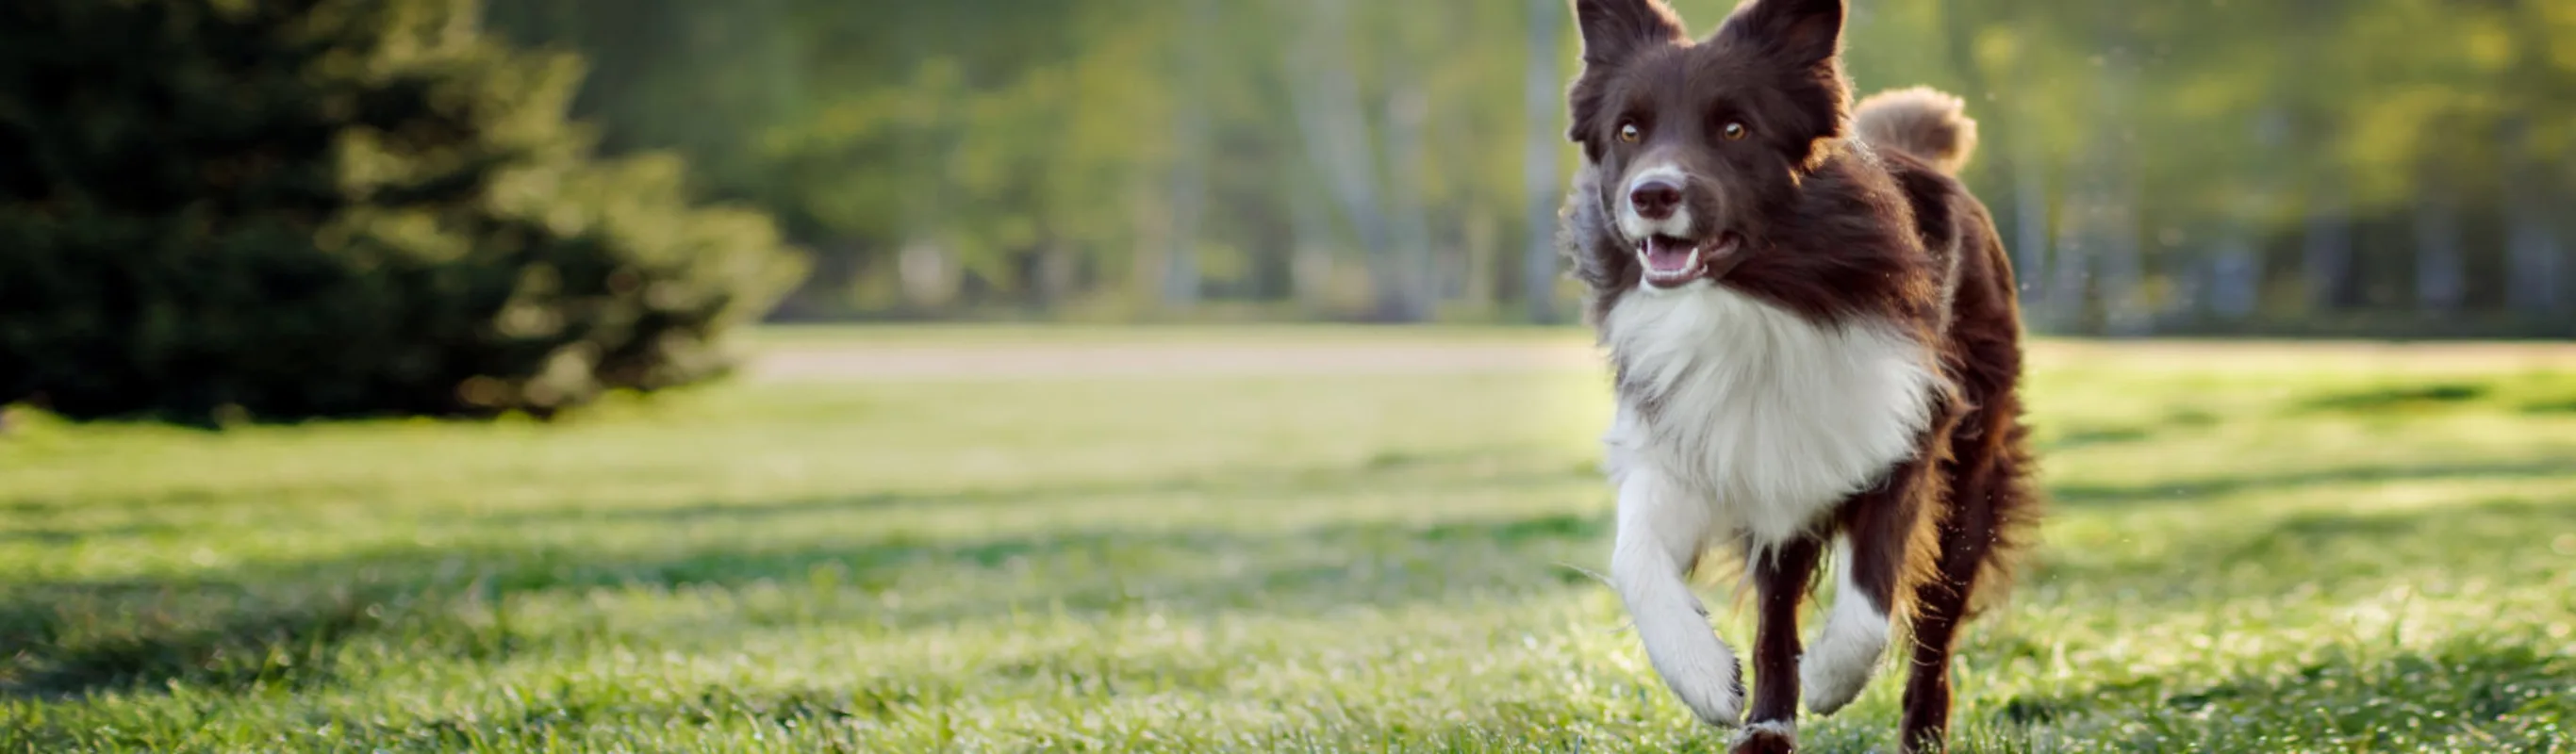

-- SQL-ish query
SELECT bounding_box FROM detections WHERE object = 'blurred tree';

[1157,0,1216,311]
[1520,0,1564,323]
[476,0,2574,336]
[0,0,807,423]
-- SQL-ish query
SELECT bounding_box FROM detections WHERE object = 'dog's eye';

[1722,123,1748,140]
[1618,123,1641,143]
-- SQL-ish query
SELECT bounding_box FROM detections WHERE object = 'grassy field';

[4,329,2574,752]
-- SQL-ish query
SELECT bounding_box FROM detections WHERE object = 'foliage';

[0,0,809,423]
[4,328,2574,750]
[487,0,2576,333]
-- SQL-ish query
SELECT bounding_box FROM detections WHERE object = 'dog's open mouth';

[1636,233,1742,287]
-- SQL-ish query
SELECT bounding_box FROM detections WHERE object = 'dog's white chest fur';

[1601,285,1939,547]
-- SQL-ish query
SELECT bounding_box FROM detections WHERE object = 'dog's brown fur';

[1556,0,2040,750]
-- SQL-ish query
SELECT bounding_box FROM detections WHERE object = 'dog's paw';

[1667,660,1745,729]
[1728,721,1796,754]
[1799,622,1885,715]
[1659,648,1741,725]
[1799,655,1868,715]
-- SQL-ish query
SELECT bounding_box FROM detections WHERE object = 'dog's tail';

[1854,86,1979,175]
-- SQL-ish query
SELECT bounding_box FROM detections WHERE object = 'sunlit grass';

[3,331,2572,752]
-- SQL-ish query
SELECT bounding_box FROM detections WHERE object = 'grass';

[3,329,2574,752]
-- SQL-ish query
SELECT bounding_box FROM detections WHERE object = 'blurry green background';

[490,0,2575,335]
[9,0,2572,422]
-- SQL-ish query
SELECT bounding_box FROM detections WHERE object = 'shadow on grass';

[2033,404,2240,455]
[0,580,500,699]
[0,523,185,544]
[6,669,1743,753]
[16,443,2566,710]
[2025,496,2576,609]
[473,446,1585,527]
[0,446,1605,699]
[2039,425,2155,452]
[0,505,1612,700]
[2293,382,2491,414]
[0,480,450,517]
[1986,636,2575,751]
[2048,458,2573,508]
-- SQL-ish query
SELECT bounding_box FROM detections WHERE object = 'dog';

[1555,0,2040,751]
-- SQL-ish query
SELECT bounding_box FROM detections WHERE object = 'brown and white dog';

[1555,0,2040,751]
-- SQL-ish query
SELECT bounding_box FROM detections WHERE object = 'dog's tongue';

[1643,236,1696,274]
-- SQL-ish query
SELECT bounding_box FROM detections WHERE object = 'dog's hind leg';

[1898,461,1994,751]
[1610,468,1742,729]
[1734,535,1823,753]
[1899,405,2036,752]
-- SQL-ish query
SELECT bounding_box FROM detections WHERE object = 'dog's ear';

[1718,0,1843,71]
[1573,0,1689,71]
[1566,0,1688,154]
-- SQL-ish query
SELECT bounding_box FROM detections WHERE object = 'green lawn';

[4,330,2574,752]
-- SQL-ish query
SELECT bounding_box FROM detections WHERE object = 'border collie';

[1556,0,2039,751]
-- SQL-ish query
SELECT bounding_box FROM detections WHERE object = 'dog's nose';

[1628,179,1682,221]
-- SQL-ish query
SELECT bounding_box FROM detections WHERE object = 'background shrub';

[0,0,808,423]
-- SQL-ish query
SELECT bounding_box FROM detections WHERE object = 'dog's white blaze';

[1599,285,1934,725]
[1618,162,1694,241]
[1802,536,1892,714]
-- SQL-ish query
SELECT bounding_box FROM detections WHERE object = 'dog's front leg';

[1734,536,1824,753]
[1611,469,1742,729]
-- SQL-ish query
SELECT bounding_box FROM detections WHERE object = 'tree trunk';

[1280,0,1395,317]
[2205,238,2259,320]
[2095,56,2149,336]
[2161,246,2202,324]
[1159,0,1216,311]
[897,236,956,310]
[1520,0,1564,323]
[2301,171,2354,313]
[2208,107,2289,320]
[2010,125,2050,315]
[1287,171,1337,314]
[1379,82,1434,321]
[2412,173,2465,314]
[2046,46,2142,336]
[1461,207,1496,305]
[1161,113,1205,310]
[2500,117,2566,314]
[2045,201,2092,333]
[1033,239,1078,308]
[2097,185,2149,336]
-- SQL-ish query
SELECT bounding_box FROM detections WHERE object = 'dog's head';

[1564,0,1852,292]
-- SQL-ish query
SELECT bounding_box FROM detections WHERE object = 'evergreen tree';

[0,0,808,423]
